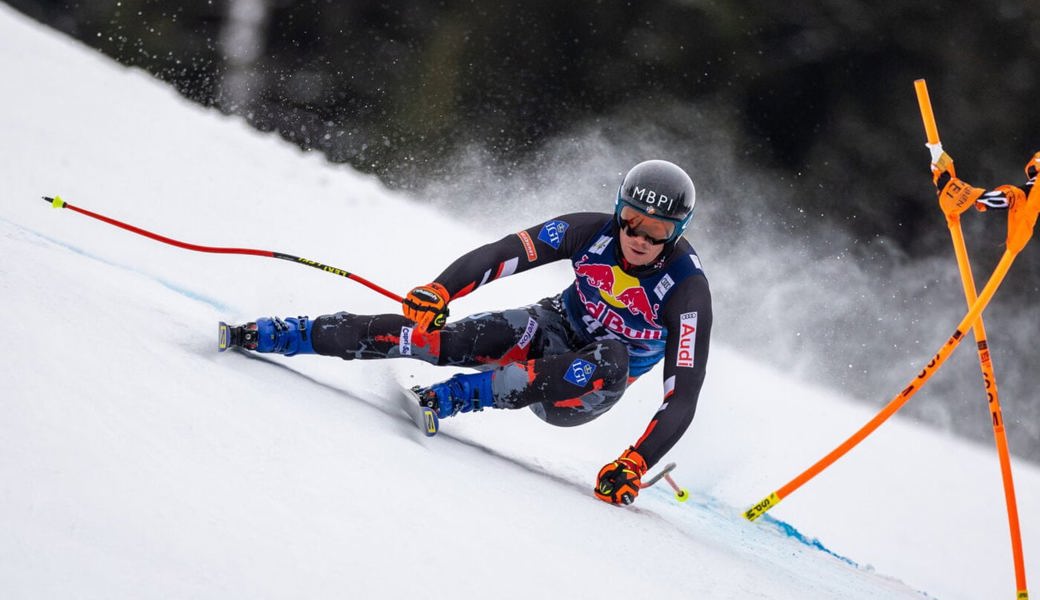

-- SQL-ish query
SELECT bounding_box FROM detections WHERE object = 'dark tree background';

[8,0,1040,459]
[13,0,1037,240]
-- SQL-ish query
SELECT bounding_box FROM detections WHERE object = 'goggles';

[617,204,677,245]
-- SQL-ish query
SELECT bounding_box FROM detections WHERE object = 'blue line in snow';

[760,514,858,566]
[151,279,233,312]
[663,488,860,567]
[4,217,234,312]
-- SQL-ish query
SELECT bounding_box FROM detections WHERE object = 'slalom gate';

[743,79,1033,600]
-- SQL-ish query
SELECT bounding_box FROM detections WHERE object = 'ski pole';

[40,196,404,304]
[914,79,1029,600]
[662,472,689,502]
[641,462,690,502]
[744,156,1040,524]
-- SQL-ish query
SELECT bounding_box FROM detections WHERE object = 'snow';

[1,4,1036,599]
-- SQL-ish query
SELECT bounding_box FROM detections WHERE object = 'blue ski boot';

[417,370,496,419]
[219,316,315,356]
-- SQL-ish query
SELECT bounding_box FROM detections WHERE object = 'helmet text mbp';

[631,186,675,211]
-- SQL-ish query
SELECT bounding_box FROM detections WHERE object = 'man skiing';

[223,159,712,506]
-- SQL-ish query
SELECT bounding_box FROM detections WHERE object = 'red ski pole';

[41,195,404,304]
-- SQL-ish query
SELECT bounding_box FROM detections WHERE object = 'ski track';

[232,342,875,578]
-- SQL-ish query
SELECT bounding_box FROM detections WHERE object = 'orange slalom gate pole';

[914,79,1029,600]
[744,129,1040,534]
[744,249,1014,520]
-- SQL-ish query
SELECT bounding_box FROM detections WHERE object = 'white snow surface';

[1,5,1037,599]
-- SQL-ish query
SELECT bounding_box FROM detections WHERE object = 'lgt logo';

[538,220,569,249]
[564,358,596,387]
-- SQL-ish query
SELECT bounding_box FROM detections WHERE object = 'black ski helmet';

[614,159,696,242]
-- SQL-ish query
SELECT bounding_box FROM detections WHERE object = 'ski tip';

[403,385,440,436]
[419,406,439,436]
[217,321,231,352]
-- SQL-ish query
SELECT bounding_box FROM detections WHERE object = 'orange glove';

[402,282,450,332]
[594,447,648,506]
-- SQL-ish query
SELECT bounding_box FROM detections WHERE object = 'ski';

[217,321,233,352]
[218,320,437,435]
[400,385,439,436]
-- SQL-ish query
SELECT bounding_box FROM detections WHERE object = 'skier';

[223,159,712,506]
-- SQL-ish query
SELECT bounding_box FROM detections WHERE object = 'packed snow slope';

[1,4,1037,599]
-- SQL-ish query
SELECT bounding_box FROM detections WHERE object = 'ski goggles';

[617,205,677,245]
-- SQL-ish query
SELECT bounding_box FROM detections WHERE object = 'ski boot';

[415,370,496,419]
[218,316,315,356]
[218,321,258,351]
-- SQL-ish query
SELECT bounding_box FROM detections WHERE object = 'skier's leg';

[233,306,546,366]
[418,339,631,423]
[311,308,546,366]
[510,339,631,426]
[310,312,438,361]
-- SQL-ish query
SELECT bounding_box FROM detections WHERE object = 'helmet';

[614,160,696,242]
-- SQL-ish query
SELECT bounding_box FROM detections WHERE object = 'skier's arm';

[402,213,609,331]
[630,273,713,469]
[431,212,609,300]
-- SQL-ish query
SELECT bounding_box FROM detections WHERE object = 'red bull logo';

[615,287,660,327]
[574,256,662,333]
[574,259,615,293]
